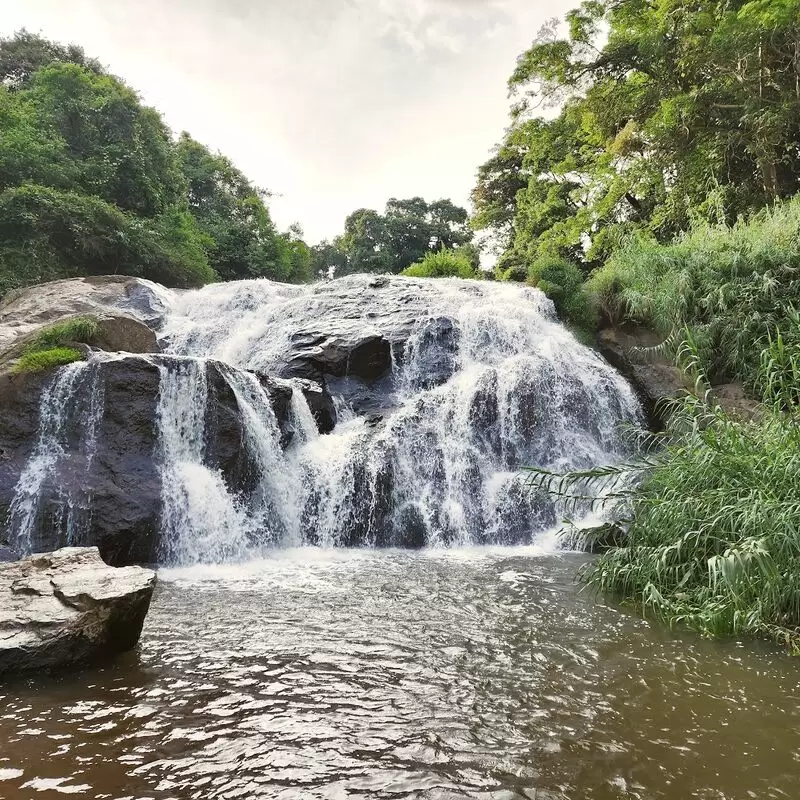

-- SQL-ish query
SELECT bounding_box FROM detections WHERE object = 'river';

[2,547,798,799]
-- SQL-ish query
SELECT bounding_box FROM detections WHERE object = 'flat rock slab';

[0,547,156,678]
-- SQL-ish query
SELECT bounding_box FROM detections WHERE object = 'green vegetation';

[29,316,98,350]
[0,31,311,296]
[313,197,474,276]
[401,248,478,279]
[577,377,800,649]
[528,257,595,332]
[12,346,83,374]
[8,315,98,374]
[473,0,800,274]
[587,199,800,386]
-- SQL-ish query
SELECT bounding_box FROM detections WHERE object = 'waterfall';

[5,275,644,565]
[7,360,105,554]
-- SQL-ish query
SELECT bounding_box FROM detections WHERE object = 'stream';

[2,547,798,799]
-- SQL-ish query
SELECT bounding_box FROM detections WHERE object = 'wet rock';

[0,355,330,566]
[90,314,160,354]
[277,330,392,383]
[0,547,155,677]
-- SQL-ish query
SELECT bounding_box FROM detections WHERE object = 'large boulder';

[0,276,168,355]
[0,547,155,677]
[597,326,689,426]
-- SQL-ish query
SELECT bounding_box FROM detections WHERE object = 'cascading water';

[152,275,643,560]
[5,275,643,565]
[8,359,105,554]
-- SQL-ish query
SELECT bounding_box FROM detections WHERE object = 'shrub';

[586,197,800,384]
[401,248,477,279]
[12,346,82,374]
[528,257,597,332]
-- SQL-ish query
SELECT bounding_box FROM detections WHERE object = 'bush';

[401,248,477,279]
[12,346,82,374]
[534,339,800,650]
[0,184,216,295]
[586,197,800,384]
[528,257,597,332]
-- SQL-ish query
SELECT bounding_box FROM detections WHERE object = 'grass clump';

[587,196,800,385]
[30,316,98,350]
[12,346,83,374]
[402,248,478,279]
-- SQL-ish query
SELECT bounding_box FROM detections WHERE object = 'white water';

[6,276,643,564]
[8,360,104,554]
[151,275,643,562]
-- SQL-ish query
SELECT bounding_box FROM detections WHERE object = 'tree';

[0,30,102,88]
[338,197,474,274]
[474,0,800,275]
[175,133,296,282]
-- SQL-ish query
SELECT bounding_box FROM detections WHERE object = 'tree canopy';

[473,0,800,275]
[318,197,474,276]
[0,30,310,295]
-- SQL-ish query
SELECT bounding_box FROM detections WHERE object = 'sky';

[0,0,573,244]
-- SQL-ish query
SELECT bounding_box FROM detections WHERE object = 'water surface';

[1,548,798,799]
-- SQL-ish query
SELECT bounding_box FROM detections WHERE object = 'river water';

[2,548,798,800]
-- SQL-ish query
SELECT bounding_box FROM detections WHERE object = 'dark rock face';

[276,331,392,384]
[0,547,155,677]
[0,355,334,566]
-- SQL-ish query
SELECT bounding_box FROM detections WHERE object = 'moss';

[12,347,83,374]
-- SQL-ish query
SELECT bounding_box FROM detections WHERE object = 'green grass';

[27,316,98,351]
[401,248,477,279]
[12,346,83,374]
[587,196,800,386]
[530,339,800,650]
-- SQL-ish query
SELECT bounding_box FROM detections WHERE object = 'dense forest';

[0,31,313,295]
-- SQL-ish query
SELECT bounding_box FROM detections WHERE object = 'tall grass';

[587,197,800,385]
[530,342,800,650]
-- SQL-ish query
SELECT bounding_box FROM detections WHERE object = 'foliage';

[531,339,800,649]
[401,248,478,279]
[588,396,800,650]
[338,197,474,275]
[29,316,98,350]
[586,196,800,384]
[528,257,596,331]
[0,184,215,294]
[0,31,312,295]
[12,347,83,374]
[474,0,800,270]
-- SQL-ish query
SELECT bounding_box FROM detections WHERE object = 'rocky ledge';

[0,547,155,678]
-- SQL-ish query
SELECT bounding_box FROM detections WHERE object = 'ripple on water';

[1,549,799,799]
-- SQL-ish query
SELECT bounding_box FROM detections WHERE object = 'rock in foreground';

[0,547,156,677]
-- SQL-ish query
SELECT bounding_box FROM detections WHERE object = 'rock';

[277,330,392,383]
[0,547,155,677]
[90,314,160,354]
[597,326,690,426]
[0,276,167,355]
[707,382,762,422]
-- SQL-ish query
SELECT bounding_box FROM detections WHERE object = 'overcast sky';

[0,0,572,243]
